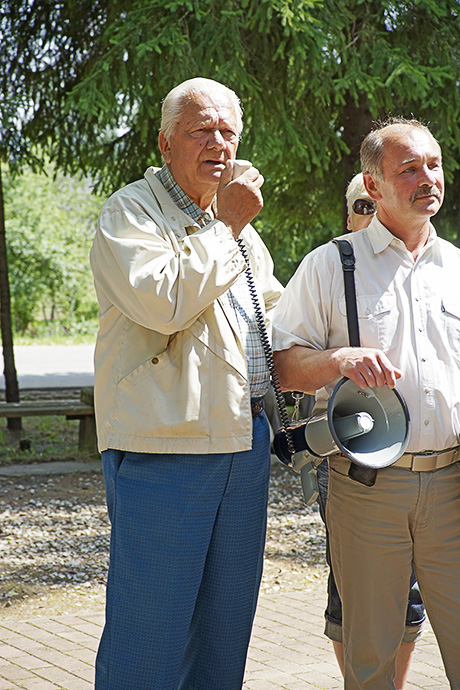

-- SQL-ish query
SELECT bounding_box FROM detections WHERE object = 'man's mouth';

[203,159,225,168]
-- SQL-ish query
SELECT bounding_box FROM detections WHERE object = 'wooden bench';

[0,387,97,453]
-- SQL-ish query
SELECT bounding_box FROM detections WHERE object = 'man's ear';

[158,131,171,164]
[363,172,383,201]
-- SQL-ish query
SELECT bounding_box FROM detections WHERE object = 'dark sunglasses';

[353,198,376,216]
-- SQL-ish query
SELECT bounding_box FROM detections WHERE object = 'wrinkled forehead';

[178,92,238,127]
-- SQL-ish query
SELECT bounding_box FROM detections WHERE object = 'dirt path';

[0,462,328,619]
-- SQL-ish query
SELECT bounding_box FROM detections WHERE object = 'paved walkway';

[0,590,448,689]
[0,348,450,688]
[0,345,94,390]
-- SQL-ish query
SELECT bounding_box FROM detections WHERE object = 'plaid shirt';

[156,165,270,397]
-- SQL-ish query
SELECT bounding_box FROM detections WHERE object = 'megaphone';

[274,378,410,504]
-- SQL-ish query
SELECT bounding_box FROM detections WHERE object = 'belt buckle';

[411,453,438,472]
[251,400,263,418]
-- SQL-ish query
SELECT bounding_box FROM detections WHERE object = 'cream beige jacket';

[90,167,282,454]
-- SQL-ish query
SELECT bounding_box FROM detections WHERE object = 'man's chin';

[199,170,223,187]
[413,198,442,216]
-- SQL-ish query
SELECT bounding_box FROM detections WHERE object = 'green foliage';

[3,163,101,336]
[60,0,460,257]
[2,0,460,286]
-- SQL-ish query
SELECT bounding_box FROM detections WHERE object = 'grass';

[14,332,97,346]
[12,318,99,346]
[0,416,86,466]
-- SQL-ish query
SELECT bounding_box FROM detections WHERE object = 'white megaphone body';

[273,377,410,505]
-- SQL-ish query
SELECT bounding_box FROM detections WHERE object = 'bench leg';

[78,415,98,454]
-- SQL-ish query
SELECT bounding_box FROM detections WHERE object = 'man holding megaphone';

[273,118,460,689]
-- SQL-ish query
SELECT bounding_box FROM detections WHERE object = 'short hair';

[360,117,436,180]
[160,77,243,141]
[346,173,369,218]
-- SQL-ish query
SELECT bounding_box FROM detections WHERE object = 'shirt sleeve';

[272,244,339,352]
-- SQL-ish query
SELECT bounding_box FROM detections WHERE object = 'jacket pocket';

[115,327,210,438]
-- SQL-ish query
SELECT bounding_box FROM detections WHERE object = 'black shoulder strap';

[332,239,360,347]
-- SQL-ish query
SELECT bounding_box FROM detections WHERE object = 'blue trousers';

[95,412,270,690]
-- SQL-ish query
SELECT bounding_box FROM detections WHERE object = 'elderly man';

[90,77,282,690]
[273,118,460,688]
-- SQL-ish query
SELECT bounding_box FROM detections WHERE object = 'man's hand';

[274,344,402,395]
[216,161,264,239]
[335,347,402,390]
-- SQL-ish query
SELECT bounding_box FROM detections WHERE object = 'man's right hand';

[216,161,264,239]
[274,344,402,395]
[335,346,402,390]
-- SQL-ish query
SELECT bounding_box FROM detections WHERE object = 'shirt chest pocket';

[441,297,460,361]
[338,293,397,352]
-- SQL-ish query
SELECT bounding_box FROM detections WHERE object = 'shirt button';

[424,419,430,426]
[151,357,159,365]
[424,388,429,394]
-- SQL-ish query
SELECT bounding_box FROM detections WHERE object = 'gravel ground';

[0,460,328,619]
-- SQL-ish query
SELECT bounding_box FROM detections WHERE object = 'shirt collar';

[155,164,214,229]
[366,215,438,256]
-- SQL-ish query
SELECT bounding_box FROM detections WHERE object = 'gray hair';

[360,117,436,180]
[160,77,243,141]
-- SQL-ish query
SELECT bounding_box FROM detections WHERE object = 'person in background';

[345,172,377,232]
[273,118,460,688]
[90,77,282,690]
[316,172,425,689]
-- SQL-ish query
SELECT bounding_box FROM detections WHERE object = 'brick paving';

[0,588,448,690]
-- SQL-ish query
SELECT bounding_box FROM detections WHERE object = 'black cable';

[236,238,296,458]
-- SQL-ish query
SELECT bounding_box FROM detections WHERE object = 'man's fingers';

[339,348,402,390]
[219,161,234,187]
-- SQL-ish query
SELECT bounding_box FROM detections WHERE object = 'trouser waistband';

[392,446,460,471]
[330,446,460,474]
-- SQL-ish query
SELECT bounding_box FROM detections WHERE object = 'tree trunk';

[0,163,21,429]
[341,96,375,232]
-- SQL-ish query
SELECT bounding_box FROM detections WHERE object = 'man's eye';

[189,128,206,138]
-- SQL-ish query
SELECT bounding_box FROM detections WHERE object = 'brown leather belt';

[251,400,264,418]
[392,446,460,471]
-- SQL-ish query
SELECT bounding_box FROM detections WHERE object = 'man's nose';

[420,165,437,186]
[207,129,225,148]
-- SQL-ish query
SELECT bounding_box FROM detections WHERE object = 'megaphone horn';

[274,377,410,471]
